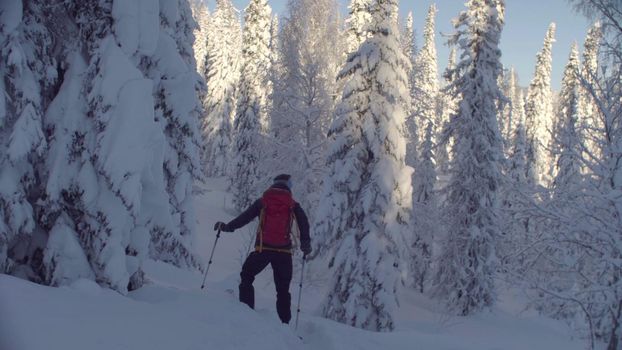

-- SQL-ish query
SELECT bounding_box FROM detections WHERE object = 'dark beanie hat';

[273,174,291,182]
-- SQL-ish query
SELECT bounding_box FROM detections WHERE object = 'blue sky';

[206,0,593,90]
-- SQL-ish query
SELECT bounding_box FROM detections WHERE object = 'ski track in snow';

[0,178,587,350]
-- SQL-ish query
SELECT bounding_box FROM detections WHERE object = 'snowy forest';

[1,0,621,349]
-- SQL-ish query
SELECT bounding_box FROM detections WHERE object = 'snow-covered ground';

[0,178,586,350]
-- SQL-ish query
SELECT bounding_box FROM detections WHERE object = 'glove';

[301,244,312,258]
[214,221,233,232]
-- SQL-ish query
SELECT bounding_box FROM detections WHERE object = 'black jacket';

[226,183,311,251]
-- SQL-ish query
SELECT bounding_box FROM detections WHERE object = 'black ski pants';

[239,251,292,324]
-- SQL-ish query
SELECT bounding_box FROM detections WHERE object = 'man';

[214,174,311,324]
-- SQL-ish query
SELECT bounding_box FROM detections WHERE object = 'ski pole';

[295,255,306,330]
[201,228,221,289]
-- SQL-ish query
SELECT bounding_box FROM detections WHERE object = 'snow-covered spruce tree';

[500,79,528,224]
[41,0,158,291]
[202,0,241,177]
[403,11,419,180]
[401,11,416,65]
[191,0,210,83]
[578,22,602,163]
[231,0,272,211]
[247,0,272,134]
[498,70,530,267]
[510,70,526,147]
[406,5,440,295]
[269,15,280,66]
[408,7,439,264]
[411,4,439,145]
[145,0,204,270]
[500,67,521,150]
[1,0,203,291]
[434,0,505,316]
[318,0,413,331]
[410,121,438,293]
[269,0,343,223]
[550,44,582,194]
[499,99,530,262]
[578,22,600,119]
[507,105,529,187]
[344,0,373,55]
[266,14,281,133]
[0,0,55,277]
[262,14,279,133]
[524,23,556,187]
[52,0,200,290]
[436,47,459,174]
[499,68,511,148]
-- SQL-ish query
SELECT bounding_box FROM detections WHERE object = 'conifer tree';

[146,0,205,271]
[510,71,526,144]
[0,0,54,276]
[408,6,440,294]
[2,0,203,292]
[499,69,511,147]
[41,0,151,291]
[202,0,242,176]
[269,15,280,65]
[434,0,505,316]
[318,0,412,331]
[500,68,517,147]
[266,15,281,131]
[411,4,439,144]
[344,0,373,55]
[404,11,420,178]
[499,95,530,265]
[264,15,280,131]
[551,44,582,196]
[191,1,211,81]
[578,22,601,162]
[525,23,556,186]
[578,22,600,119]
[407,4,438,223]
[411,121,437,293]
[401,11,416,64]
[437,47,459,174]
[507,101,528,186]
[231,0,272,210]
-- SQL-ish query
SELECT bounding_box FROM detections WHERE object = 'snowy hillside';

[0,179,585,350]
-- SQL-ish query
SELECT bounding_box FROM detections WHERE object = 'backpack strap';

[256,208,266,253]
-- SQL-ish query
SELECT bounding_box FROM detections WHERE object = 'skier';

[214,174,311,324]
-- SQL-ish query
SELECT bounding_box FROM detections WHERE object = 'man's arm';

[226,199,262,231]
[293,203,310,250]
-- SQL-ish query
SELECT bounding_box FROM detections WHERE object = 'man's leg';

[271,252,293,324]
[239,252,269,310]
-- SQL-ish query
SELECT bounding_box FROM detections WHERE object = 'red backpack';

[257,188,295,250]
